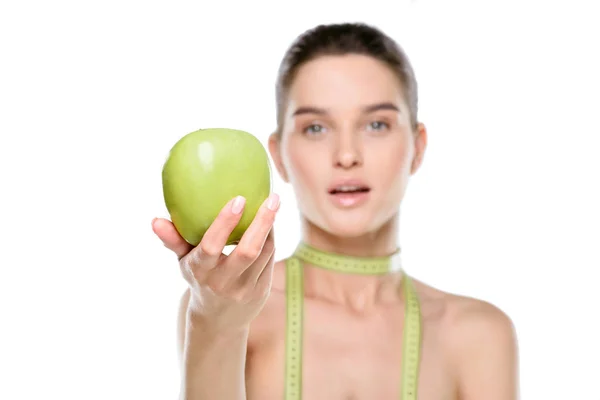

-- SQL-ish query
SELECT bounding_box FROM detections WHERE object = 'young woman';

[152,22,519,400]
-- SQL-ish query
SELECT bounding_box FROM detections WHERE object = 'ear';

[268,132,289,183]
[410,123,428,175]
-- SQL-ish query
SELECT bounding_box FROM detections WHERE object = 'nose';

[333,131,362,169]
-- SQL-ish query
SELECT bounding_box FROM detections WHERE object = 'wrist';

[186,308,250,344]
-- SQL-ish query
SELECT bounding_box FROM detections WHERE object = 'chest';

[245,293,457,400]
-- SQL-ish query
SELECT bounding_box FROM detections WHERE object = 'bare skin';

[158,53,519,399]
[248,262,518,400]
[176,259,518,400]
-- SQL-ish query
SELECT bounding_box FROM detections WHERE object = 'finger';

[237,228,275,288]
[188,196,247,270]
[254,245,276,296]
[225,193,280,276]
[152,217,193,260]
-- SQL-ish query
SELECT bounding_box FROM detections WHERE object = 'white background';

[1,0,599,399]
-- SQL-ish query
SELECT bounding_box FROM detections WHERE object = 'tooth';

[335,185,362,192]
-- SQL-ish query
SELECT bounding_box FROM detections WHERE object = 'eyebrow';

[292,102,400,117]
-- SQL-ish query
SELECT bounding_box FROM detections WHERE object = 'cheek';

[284,139,327,192]
[369,139,413,187]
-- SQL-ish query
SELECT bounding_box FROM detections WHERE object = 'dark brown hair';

[274,22,419,136]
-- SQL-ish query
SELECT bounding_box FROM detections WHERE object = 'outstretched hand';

[152,194,280,335]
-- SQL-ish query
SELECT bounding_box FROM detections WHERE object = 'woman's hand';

[152,193,280,336]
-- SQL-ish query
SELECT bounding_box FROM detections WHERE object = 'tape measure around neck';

[284,244,422,400]
[292,242,403,274]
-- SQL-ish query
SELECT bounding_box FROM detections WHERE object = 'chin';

[324,224,371,239]
[317,208,390,239]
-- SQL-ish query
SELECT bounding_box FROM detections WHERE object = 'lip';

[328,191,371,208]
[327,178,372,208]
[327,178,371,194]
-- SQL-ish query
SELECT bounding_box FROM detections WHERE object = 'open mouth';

[327,180,372,207]
[328,185,371,195]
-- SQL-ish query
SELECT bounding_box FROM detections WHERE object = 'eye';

[303,124,327,135]
[367,121,389,131]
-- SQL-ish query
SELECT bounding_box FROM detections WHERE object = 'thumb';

[152,217,194,260]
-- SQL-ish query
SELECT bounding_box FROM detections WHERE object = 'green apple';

[162,127,272,246]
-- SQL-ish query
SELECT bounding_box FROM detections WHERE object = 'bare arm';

[177,288,249,400]
[177,289,190,364]
[453,300,520,400]
[155,195,279,400]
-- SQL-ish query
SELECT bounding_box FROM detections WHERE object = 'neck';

[299,213,403,312]
[301,212,400,257]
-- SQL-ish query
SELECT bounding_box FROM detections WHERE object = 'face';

[269,54,427,238]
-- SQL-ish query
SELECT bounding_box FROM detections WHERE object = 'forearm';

[179,311,249,400]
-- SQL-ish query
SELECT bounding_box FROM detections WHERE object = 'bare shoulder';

[411,277,519,399]
[410,277,516,340]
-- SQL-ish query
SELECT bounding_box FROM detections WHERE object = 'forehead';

[287,54,405,111]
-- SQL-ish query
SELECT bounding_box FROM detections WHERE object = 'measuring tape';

[285,242,422,400]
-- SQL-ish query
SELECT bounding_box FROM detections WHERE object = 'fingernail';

[231,196,246,214]
[267,193,280,211]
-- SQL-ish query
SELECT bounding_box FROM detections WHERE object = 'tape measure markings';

[285,257,303,399]
[401,274,422,399]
